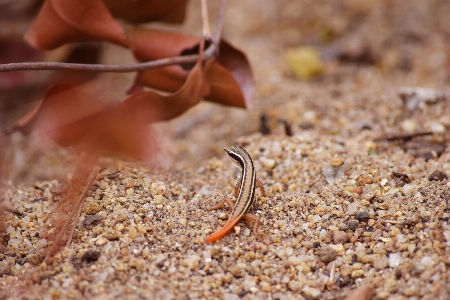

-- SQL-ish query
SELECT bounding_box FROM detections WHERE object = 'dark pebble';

[81,250,100,263]
[348,220,359,230]
[429,170,448,181]
[355,212,370,221]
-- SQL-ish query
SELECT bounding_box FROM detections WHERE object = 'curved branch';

[0,44,216,73]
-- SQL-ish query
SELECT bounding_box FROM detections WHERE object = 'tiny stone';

[351,269,364,278]
[83,214,102,225]
[358,175,373,185]
[288,256,303,266]
[312,215,321,223]
[355,212,370,221]
[346,202,360,215]
[373,254,389,269]
[373,242,386,254]
[151,181,167,195]
[317,246,337,263]
[243,278,256,291]
[354,186,363,195]
[302,286,321,300]
[126,188,134,197]
[348,220,359,231]
[388,253,401,268]
[85,202,102,215]
[102,228,121,240]
[229,265,245,278]
[81,251,100,263]
[288,280,303,293]
[95,237,108,246]
[420,256,434,268]
[260,157,276,169]
[329,244,345,256]
[129,227,138,239]
[401,184,415,195]
[330,157,344,167]
[429,170,448,181]
[390,227,401,237]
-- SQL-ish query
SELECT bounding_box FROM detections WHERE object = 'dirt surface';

[1,1,450,299]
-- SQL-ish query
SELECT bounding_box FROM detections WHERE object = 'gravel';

[1,2,450,299]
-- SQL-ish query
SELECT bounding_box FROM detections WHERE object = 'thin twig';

[201,0,211,38]
[0,45,216,73]
[213,0,228,44]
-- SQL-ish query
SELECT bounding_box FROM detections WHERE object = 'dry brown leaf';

[6,83,108,146]
[6,44,210,160]
[130,27,254,108]
[104,0,189,24]
[24,0,129,50]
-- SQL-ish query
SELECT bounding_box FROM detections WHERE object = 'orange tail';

[206,218,240,243]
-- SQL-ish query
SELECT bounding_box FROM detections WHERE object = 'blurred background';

[1,0,449,182]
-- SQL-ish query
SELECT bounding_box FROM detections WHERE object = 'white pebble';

[302,286,321,300]
[312,215,321,223]
[346,202,360,215]
[260,157,276,169]
[401,184,415,195]
[420,256,434,268]
[389,253,401,268]
[288,256,303,266]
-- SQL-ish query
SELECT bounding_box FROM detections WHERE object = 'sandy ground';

[1,1,450,299]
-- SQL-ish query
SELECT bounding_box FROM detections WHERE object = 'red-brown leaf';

[24,0,129,50]
[6,52,210,160]
[5,83,108,146]
[104,0,190,24]
[130,28,254,108]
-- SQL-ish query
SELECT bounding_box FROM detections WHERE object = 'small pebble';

[229,265,245,278]
[85,202,102,215]
[260,157,276,169]
[355,212,370,221]
[388,253,401,268]
[317,246,337,263]
[373,254,389,269]
[346,202,360,215]
[330,157,344,167]
[81,251,101,263]
[302,286,321,300]
[351,269,364,278]
[333,231,348,244]
[429,170,448,181]
[95,237,108,246]
[125,188,134,197]
[288,280,302,292]
[348,220,359,231]
[329,244,345,256]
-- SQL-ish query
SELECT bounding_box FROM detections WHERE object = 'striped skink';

[206,145,266,243]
